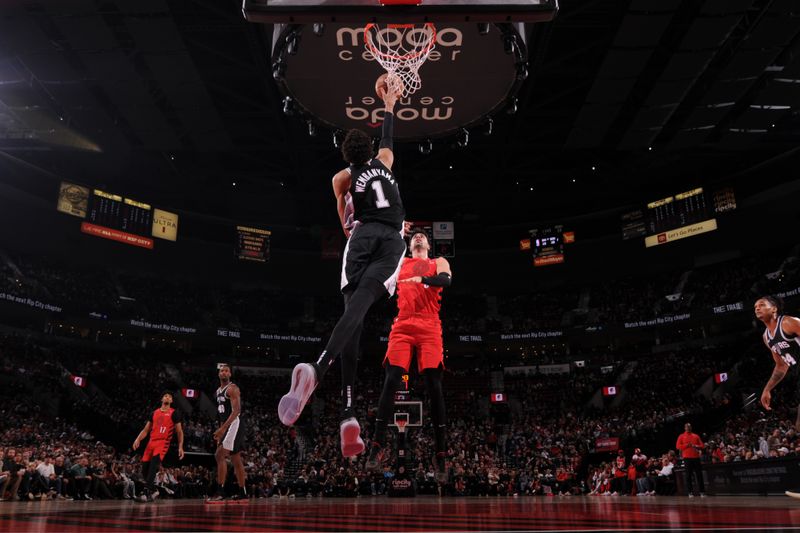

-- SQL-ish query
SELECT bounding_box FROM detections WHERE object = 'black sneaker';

[229,490,249,504]
[365,443,385,472]
[205,494,226,505]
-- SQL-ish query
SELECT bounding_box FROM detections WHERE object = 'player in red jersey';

[132,391,184,502]
[366,230,451,481]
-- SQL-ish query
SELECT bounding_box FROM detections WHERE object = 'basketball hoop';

[365,22,436,98]
[396,418,409,434]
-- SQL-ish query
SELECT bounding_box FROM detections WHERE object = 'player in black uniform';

[279,80,407,458]
[755,296,800,500]
[207,364,247,503]
[756,296,800,414]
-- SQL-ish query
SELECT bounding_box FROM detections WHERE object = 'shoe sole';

[341,421,365,457]
[278,364,317,426]
[204,499,226,505]
[786,491,800,499]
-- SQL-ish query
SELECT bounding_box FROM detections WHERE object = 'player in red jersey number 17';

[366,230,452,482]
[132,392,184,503]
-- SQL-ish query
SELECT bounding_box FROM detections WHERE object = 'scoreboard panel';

[59,185,180,249]
[646,187,708,235]
[519,226,571,267]
[532,229,564,267]
[622,186,736,245]
[87,190,153,236]
[236,226,272,263]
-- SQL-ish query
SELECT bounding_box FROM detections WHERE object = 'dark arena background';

[1,0,800,532]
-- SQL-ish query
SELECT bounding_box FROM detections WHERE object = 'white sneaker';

[688,494,694,498]
[340,417,365,457]
[278,363,318,426]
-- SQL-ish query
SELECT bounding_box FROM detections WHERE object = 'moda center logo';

[275,23,524,139]
[335,26,461,126]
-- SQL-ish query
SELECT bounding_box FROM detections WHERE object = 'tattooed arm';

[761,347,789,411]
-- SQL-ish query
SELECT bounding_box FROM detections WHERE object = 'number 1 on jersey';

[371,180,390,209]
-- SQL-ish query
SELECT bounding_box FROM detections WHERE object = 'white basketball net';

[365,23,436,98]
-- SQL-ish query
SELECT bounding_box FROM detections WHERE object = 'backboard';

[270,21,529,140]
[391,400,423,428]
[243,0,559,23]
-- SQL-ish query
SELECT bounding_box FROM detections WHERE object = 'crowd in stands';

[1,247,798,338]
[1,321,794,503]
[1,244,800,502]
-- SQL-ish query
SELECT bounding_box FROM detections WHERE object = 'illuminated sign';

[644,218,718,248]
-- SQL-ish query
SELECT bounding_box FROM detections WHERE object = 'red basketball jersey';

[396,257,442,317]
[149,407,176,442]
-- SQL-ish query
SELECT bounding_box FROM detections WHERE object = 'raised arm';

[375,83,399,171]
[332,170,353,237]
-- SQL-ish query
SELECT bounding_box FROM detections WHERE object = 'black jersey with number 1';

[349,158,405,231]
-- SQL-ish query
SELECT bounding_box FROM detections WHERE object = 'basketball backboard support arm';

[243,0,558,24]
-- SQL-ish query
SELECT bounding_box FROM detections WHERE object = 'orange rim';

[364,22,437,62]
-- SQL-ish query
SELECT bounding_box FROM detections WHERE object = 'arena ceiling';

[1,0,799,236]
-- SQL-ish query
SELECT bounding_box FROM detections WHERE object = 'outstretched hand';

[383,75,403,110]
[761,389,772,411]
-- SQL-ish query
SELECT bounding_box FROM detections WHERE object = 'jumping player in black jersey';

[756,296,800,416]
[279,80,407,458]
[207,364,247,503]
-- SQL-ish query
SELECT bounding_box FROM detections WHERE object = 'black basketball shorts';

[340,222,406,297]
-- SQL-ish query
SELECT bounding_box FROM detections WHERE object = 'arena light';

[419,139,433,154]
[332,129,344,148]
[272,57,286,82]
[457,128,469,148]
[506,97,518,115]
[285,30,301,55]
[282,96,294,116]
[503,34,517,55]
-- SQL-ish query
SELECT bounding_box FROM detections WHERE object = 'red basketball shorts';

[384,315,443,372]
[142,439,169,462]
